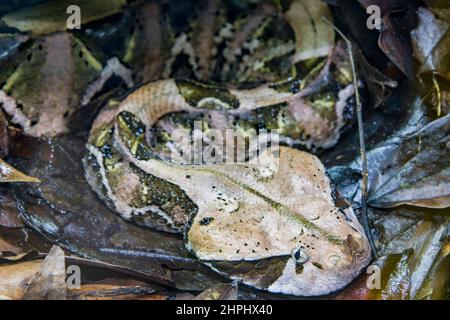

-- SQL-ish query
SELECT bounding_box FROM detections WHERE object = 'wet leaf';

[337,109,450,209]
[367,114,450,209]
[0,158,40,183]
[0,226,51,256]
[430,247,450,299]
[372,250,413,300]
[407,218,448,298]
[0,187,24,228]
[0,34,29,86]
[371,206,449,298]
[411,7,450,77]
[414,243,450,300]
[335,250,412,300]
[2,0,127,36]
[284,0,334,62]
[423,0,450,22]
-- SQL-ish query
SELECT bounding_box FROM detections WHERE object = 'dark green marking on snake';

[237,102,305,140]
[117,111,154,161]
[129,163,198,229]
[269,77,302,94]
[176,79,240,110]
[209,256,289,289]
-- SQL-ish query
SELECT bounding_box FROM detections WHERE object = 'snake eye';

[291,247,309,265]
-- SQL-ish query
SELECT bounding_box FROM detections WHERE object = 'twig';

[322,17,377,259]
[432,72,442,117]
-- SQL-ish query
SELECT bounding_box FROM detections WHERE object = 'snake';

[83,0,371,296]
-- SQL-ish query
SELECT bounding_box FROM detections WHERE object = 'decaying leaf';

[0,108,8,158]
[284,0,334,62]
[423,0,450,22]
[352,45,398,108]
[67,278,167,301]
[336,250,414,300]
[0,250,41,263]
[22,245,66,300]
[429,246,450,299]
[0,237,25,257]
[367,114,450,209]
[0,187,24,228]
[192,282,238,300]
[0,259,43,300]
[411,7,450,77]
[0,159,40,183]
[340,111,450,209]
[0,224,52,258]
[1,0,127,36]
[358,0,418,79]
[407,218,448,298]
[371,206,449,299]
[371,250,413,300]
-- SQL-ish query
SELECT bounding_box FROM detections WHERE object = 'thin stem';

[322,17,378,259]
[432,72,442,117]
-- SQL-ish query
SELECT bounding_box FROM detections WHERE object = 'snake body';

[83,1,371,296]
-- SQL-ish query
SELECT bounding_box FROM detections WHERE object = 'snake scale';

[83,0,371,296]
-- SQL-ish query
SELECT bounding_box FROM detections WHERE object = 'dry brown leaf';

[0,259,43,300]
[192,282,238,300]
[0,238,23,256]
[0,158,40,183]
[22,245,66,300]
[68,283,167,300]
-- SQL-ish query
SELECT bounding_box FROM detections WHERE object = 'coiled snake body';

[84,1,371,296]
